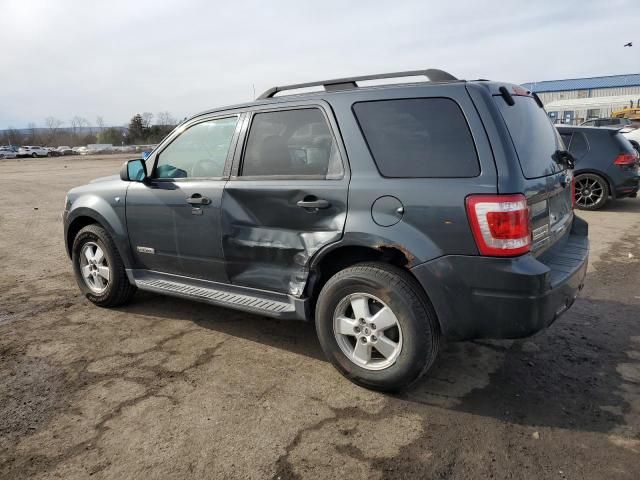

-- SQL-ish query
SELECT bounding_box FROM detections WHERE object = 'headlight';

[63,195,71,211]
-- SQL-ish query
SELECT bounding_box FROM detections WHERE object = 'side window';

[241,108,342,177]
[155,117,238,179]
[353,98,480,178]
[568,132,589,159]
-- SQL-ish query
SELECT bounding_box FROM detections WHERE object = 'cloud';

[1,0,638,128]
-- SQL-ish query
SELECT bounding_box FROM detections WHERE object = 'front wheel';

[315,262,440,391]
[31,152,37,158]
[72,224,136,307]
[575,173,609,210]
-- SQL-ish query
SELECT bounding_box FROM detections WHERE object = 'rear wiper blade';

[552,150,575,169]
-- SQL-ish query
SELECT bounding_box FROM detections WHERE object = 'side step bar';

[128,270,309,320]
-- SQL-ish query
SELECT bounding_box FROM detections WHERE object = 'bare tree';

[70,116,83,137]
[27,122,39,144]
[5,127,23,146]
[141,112,154,129]
[96,116,105,131]
[44,117,64,145]
[156,111,176,126]
[79,117,92,135]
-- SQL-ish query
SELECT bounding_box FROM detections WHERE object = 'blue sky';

[1,0,638,128]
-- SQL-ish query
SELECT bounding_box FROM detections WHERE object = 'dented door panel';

[221,180,348,296]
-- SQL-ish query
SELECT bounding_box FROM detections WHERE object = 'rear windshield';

[353,98,480,178]
[494,95,564,179]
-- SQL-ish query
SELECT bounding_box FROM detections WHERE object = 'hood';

[90,174,120,184]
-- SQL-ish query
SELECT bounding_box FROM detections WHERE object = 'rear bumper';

[612,168,639,198]
[411,217,589,341]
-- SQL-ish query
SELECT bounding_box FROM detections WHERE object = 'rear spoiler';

[498,85,544,108]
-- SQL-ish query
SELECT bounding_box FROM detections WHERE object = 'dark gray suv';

[63,69,589,391]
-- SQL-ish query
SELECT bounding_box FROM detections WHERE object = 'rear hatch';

[493,88,573,255]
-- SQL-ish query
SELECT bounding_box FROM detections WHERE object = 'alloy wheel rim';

[79,242,110,294]
[575,177,604,208]
[333,293,403,371]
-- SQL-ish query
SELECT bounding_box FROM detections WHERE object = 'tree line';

[0,112,178,147]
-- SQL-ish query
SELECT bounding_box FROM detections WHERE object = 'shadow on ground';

[115,286,640,437]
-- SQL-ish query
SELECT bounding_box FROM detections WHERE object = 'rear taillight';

[614,153,637,166]
[571,175,576,209]
[465,194,531,257]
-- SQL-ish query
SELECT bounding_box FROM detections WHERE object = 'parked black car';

[63,69,589,391]
[557,126,639,210]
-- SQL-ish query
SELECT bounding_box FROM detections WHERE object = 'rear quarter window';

[569,132,589,158]
[352,98,480,178]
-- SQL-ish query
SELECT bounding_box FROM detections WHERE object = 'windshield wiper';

[552,150,575,169]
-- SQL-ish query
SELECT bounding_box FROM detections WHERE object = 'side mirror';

[120,159,147,182]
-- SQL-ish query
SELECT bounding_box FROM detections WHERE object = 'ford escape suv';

[63,69,589,391]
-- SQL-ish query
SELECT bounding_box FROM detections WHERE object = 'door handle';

[187,194,211,205]
[297,198,330,209]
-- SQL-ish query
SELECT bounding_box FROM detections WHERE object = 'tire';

[71,224,136,307]
[575,173,609,210]
[31,153,37,158]
[315,262,440,392]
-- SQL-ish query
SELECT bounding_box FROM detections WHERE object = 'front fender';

[65,193,133,268]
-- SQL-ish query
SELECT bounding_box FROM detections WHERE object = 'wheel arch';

[573,169,615,198]
[65,205,133,268]
[305,240,436,323]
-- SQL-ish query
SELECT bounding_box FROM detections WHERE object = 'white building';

[522,73,640,125]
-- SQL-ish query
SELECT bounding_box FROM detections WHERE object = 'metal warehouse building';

[522,73,640,125]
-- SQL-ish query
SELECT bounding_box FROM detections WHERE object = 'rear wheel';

[31,152,37,158]
[315,262,440,391]
[575,173,608,210]
[72,224,136,307]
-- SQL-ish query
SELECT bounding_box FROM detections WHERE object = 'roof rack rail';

[256,69,458,100]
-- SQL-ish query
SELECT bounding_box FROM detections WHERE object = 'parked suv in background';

[63,69,589,391]
[18,146,49,157]
[557,126,639,210]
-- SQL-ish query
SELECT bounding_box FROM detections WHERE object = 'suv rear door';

[491,88,574,254]
[221,101,349,296]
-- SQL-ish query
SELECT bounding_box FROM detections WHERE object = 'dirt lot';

[1,154,639,479]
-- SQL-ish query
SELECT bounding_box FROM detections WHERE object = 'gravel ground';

[0,154,639,479]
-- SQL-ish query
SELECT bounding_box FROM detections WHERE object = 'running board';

[129,270,308,320]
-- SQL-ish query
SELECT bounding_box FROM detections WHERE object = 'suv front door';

[126,114,241,282]
[222,103,349,296]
